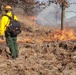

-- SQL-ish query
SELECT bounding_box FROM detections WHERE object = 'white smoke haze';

[36,3,61,26]
[34,0,76,27]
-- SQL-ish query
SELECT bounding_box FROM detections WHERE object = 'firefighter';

[0,5,19,59]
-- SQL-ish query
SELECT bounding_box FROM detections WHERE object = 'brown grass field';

[0,13,76,75]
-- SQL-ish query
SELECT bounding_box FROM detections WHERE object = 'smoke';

[36,3,61,26]
[35,0,46,2]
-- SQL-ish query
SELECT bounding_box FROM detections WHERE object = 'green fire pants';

[6,36,18,58]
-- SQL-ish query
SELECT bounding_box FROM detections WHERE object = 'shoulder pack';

[5,14,21,36]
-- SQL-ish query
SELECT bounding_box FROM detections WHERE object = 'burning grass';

[37,29,76,43]
[0,29,76,44]
[54,29,76,41]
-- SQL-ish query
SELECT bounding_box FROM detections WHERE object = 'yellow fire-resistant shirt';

[0,11,18,36]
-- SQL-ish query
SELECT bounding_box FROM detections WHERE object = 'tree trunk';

[61,3,64,30]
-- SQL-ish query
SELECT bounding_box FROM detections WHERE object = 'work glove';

[0,33,4,40]
[0,36,4,40]
[0,32,4,40]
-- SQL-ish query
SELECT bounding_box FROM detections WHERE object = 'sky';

[65,0,76,18]
[35,0,76,19]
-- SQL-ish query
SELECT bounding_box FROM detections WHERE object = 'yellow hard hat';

[5,5,12,10]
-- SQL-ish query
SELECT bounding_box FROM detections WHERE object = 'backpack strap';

[4,14,14,20]
[3,14,14,28]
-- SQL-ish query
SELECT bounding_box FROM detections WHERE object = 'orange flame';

[30,16,37,21]
[54,29,76,41]
[0,29,76,44]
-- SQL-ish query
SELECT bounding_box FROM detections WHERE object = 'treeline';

[0,0,69,16]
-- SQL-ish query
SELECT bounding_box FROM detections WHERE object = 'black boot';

[12,56,16,59]
[16,54,18,58]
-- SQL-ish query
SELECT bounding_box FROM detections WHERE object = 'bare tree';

[57,0,69,30]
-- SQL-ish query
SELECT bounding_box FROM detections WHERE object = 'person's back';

[0,5,18,36]
[0,5,19,59]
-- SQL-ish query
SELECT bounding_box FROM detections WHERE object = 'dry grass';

[0,14,76,75]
